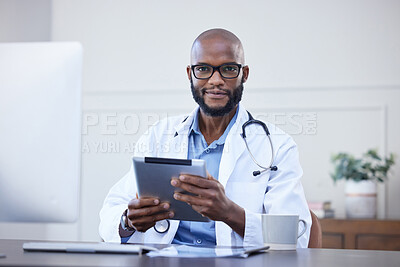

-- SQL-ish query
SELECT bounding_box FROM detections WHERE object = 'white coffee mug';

[261,214,307,250]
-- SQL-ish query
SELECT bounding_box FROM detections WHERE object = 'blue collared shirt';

[172,108,239,246]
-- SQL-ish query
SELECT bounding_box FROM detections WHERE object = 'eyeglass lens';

[193,64,240,79]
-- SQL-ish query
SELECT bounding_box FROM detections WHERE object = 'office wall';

[0,0,51,42]
[1,0,399,242]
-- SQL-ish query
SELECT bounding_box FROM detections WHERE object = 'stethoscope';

[154,220,170,233]
[154,111,278,233]
[242,111,278,176]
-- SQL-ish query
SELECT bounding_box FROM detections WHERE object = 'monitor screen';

[0,42,82,223]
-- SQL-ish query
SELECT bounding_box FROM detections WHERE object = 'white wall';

[0,0,51,42]
[1,0,399,242]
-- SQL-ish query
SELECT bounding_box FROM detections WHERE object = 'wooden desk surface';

[1,239,400,267]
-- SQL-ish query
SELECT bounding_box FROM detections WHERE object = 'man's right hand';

[126,197,174,232]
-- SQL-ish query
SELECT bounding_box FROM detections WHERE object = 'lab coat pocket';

[226,182,268,213]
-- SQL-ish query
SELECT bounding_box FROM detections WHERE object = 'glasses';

[191,63,242,80]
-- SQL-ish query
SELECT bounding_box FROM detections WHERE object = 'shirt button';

[205,149,210,153]
[196,239,202,244]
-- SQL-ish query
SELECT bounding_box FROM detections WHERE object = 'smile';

[204,90,229,99]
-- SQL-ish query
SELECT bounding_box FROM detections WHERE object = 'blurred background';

[0,0,399,243]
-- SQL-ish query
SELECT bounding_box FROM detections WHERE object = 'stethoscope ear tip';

[253,170,261,176]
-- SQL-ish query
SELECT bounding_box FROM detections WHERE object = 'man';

[99,29,311,247]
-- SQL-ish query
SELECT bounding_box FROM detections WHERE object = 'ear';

[241,65,249,83]
[186,65,192,81]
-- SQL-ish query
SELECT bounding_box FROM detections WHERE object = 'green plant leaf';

[330,150,396,183]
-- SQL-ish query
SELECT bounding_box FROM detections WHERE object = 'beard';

[190,80,244,117]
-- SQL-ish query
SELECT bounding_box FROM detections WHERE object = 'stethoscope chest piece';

[154,219,170,233]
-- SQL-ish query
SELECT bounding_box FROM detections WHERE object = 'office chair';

[308,210,322,248]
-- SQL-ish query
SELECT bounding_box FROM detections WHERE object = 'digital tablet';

[132,157,209,222]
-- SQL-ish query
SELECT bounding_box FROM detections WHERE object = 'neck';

[198,106,238,145]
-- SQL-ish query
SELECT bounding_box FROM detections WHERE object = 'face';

[187,38,249,117]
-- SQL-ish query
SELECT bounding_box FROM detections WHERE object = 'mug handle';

[297,219,307,238]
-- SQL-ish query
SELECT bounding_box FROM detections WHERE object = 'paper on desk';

[147,245,269,258]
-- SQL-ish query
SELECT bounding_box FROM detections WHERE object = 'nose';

[207,69,224,86]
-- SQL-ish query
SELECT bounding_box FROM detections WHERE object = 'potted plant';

[331,149,395,218]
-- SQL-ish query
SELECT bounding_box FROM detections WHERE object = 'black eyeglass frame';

[191,63,243,80]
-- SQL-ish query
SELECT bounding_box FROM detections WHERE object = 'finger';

[206,171,216,181]
[178,174,217,189]
[207,171,216,180]
[128,197,160,209]
[173,192,212,207]
[131,211,174,230]
[128,202,171,218]
[136,192,139,199]
[172,180,213,198]
[133,223,155,233]
[170,178,181,187]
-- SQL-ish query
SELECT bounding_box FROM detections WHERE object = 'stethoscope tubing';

[241,112,278,176]
[242,132,276,175]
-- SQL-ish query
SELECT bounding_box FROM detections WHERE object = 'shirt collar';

[189,109,201,135]
[189,107,239,146]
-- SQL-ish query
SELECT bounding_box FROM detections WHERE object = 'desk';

[1,239,400,267]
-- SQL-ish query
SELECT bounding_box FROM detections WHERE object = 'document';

[147,245,269,258]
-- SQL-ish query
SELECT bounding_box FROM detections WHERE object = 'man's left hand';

[170,173,245,237]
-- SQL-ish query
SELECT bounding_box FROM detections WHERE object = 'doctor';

[99,28,311,247]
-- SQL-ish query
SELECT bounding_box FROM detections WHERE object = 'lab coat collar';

[217,104,248,188]
[162,107,199,159]
[173,106,200,137]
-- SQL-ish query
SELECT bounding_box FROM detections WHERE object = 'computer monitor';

[0,42,82,223]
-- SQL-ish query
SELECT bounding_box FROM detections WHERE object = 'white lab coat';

[99,104,311,247]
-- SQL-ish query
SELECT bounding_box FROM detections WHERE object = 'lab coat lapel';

[164,107,198,159]
[218,104,248,188]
